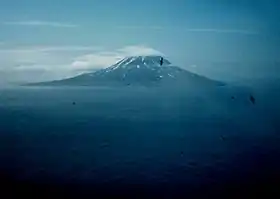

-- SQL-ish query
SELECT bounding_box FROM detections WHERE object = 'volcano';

[27,56,224,87]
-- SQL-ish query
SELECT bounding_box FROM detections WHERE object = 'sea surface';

[0,84,279,198]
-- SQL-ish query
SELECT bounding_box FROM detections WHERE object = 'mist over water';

[0,83,280,197]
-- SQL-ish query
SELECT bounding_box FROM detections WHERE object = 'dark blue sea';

[0,85,279,198]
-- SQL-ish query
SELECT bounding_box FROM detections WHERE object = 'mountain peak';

[109,56,171,71]
[26,55,225,87]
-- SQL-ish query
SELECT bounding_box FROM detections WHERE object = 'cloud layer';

[117,26,259,35]
[0,45,163,84]
[3,21,78,28]
[185,28,259,35]
[71,45,163,71]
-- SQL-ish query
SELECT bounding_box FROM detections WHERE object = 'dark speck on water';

[220,135,226,141]
[250,95,256,104]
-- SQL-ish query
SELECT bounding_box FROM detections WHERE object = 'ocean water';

[0,85,279,197]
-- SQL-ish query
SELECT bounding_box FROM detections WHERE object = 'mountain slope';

[27,56,225,87]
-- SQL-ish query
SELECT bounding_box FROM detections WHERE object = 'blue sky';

[0,0,279,83]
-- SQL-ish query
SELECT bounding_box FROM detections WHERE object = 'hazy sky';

[0,0,279,84]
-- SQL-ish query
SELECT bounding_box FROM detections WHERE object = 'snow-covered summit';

[106,56,171,72]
